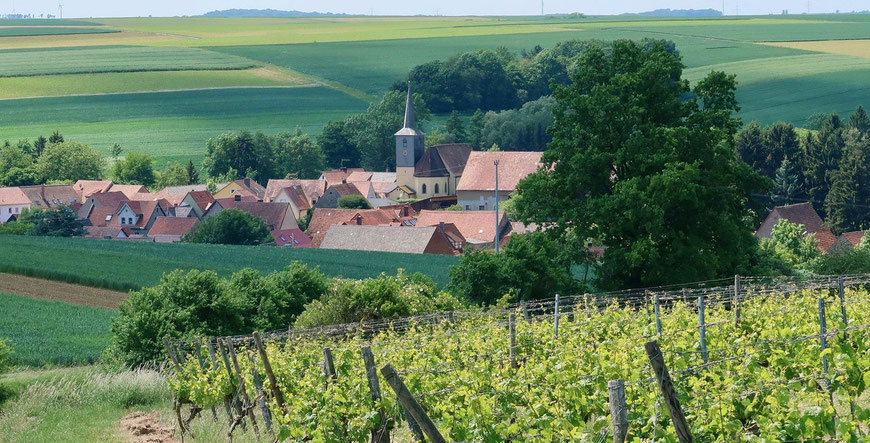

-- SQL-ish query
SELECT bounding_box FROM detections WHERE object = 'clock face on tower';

[402,149,408,156]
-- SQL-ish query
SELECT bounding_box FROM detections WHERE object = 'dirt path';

[121,411,178,443]
[0,273,127,309]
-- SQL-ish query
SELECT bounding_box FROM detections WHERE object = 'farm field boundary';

[0,272,128,309]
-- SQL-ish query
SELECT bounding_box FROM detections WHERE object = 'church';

[394,84,471,199]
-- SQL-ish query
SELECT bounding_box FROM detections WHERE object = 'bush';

[183,209,273,245]
[19,206,85,237]
[0,221,34,235]
[448,232,580,305]
[294,271,463,328]
[337,194,371,209]
[0,338,12,373]
[108,263,329,366]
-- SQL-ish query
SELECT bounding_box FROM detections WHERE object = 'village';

[0,90,546,254]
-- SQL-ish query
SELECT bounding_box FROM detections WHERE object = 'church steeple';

[403,81,416,131]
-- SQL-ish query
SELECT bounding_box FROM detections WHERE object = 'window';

[479,205,485,210]
[434,183,439,194]
[422,184,427,194]
[6,208,10,213]
[465,205,470,210]
[403,138,408,147]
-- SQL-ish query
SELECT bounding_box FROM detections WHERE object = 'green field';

[0,15,870,161]
[0,292,115,367]
[0,27,117,38]
[0,46,257,77]
[0,235,458,290]
[0,86,367,166]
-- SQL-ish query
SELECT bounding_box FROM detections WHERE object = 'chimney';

[439,221,445,232]
[342,178,347,184]
[244,178,250,187]
[356,214,362,225]
[234,194,241,202]
[403,205,409,217]
[341,167,347,173]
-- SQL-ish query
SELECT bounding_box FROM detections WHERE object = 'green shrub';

[0,221,33,235]
[183,208,273,245]
[294,271,463,328]
[109,262,329,366]
[0,338,12,372]
[337,194,371,209]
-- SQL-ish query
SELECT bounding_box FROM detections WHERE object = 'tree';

[272,129,326,179]
[32,136,47,159]
[318,120,359,168]
[0,220,34,235]
[759,219,820,271]
[110,143,123,160]
[479,96,555,150]
[183,209,273,245]
[20,206,85,237]
[736,122,771,176]
[772,156,802,205]
[337,194,371,209]
[111,152,156,187]
[202,131,273,183]
[850,105,870,135]
[36,141,104,182]
[824,129,870,233]
[511,40,770,289]
[467,109,486,149]
[156,162,188,188]
[0,142,38,186]
[185,160,200,185]
[448,232,578,304]
[445,110,466,142]
[802,114,845,213]
[48,131,64,144]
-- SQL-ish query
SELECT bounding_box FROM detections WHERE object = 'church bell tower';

[395,82,424,192]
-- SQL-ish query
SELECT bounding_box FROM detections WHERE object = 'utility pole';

[494,159,500,254]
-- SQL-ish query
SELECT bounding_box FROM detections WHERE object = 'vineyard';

[164,275,870,442]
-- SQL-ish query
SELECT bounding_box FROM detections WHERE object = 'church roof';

[394,82,423,137]
[415,144,471,178]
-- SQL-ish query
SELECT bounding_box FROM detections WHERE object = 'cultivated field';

[0,14,870,163]
[0,235,458,290]
[0,292,115,366]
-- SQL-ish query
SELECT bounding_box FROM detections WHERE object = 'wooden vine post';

[218,339,245,424]
[734,274,742,327]
[194,341,219,422]
[252,332,287,412]
[837,276,849,340]
[644,341,694,443]
[698,294,708,364]
[207,339,234,425]
[244,351,273,434]
[323,347,336,380]
[509,313,518,369]
[362,346,391,443]
[381,364,446,443]
[226,339,259,434]
[653,293,662,336]
[608,379,629,443]
[554,294,560,338]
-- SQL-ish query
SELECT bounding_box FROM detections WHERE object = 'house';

[755,202,838,253]
[314,183,365,209]
[107,184,148,199]
[305,207,414,247]
[179,191,215,218]
[272,185,311,222]
[456,151,543,211]
[270,228,313,248]
[0,187,30,223]
[265,179,327,205]
[320,168,365,188]
[394,84,471,198]
[213,178,266,201]
[202,196,297,231]
[319,225,461,255]
[87,199,166,236]
[19,184,79,210]
[147,216,199,243]
[136,189,186,207]
[385,185,415,202]
[839,231,866,248]
[415,210,510,248]
[73,180,114,203]
[160,184,214,195]
[78,191,131,221]
[84,226,129,240]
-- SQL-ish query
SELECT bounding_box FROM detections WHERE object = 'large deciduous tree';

[182,208,273,246]
[318,120,359,168]
[202,131,273,183]
[111,151,156,187]
[273,129,326,179]
[511,39,770,289]
[36,141,104,182]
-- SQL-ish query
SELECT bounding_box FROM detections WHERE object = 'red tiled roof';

[346,171,373,182]
[20,185,79,207]
[840,231,866,247]
[815,230,838,253]
[306,208,400,247]
[330,183,364,198]
[321,168,365,187]
[74,180,113,202]
[352,181,374,198]
[213,195,258,210]
[88,207,118,227]
[271,228,312,248]
[234,202,292,231]
[0,187,30,206]
[416,210,508,243]
[756,202,836,253]
[187,191,215,212]
[415,144,471,178]
[148,216,199,236]
[456,151,543,192]
[109,184,148,199]
[279,185,310,210]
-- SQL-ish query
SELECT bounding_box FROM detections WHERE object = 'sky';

[5,1,870,18]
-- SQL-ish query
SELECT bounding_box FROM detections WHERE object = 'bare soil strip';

[121,411,178,443]
[0,272,128,309]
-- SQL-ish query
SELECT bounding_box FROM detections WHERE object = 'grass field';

[0,15,869,161]
[0,235,458,290]
[0,46,256,77]
[0,27,117,38]
[0,292,115,367]
[0,86,367,166]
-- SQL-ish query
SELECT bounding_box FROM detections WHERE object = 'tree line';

[737,107,870,234]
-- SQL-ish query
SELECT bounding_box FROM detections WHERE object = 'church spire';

[403,81,416,130]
